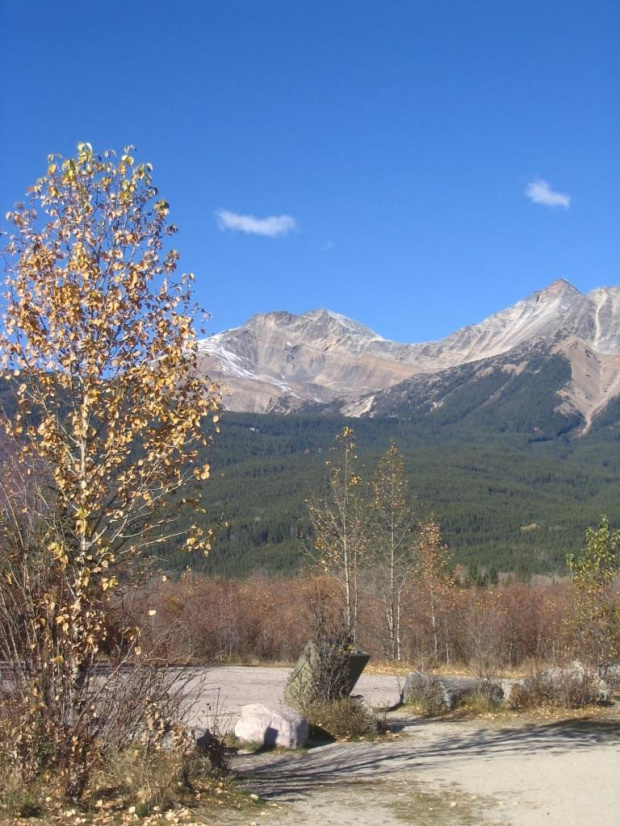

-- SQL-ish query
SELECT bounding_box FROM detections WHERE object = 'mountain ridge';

[198,280,620,430]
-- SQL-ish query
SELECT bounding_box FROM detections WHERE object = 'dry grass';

[0,757,255,825]
[364,659,539,679]
[0,727,243,826]
[508,668,608,711]
[426,696,620,728]
[363,660,411,677]
[302,698,382,740]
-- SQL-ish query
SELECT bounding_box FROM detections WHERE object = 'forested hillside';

[3,373,619,580]
[161,398,620,578]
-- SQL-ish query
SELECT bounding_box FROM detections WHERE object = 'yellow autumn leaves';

[2,144,220,572]
[0,145,221,714]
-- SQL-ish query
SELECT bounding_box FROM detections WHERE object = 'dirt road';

[190,666,620,826]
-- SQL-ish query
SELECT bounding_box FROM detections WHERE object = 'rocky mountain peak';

[294,309,381,341]
[239,308,378,341]
[526,278,583,317]
[198,279,620,425]
[537,278,581,298]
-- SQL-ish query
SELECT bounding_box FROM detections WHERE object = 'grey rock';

[234,703,309,749]
[601,664,620,688]
[284,641,370,710]
[403,671,481,711]
[510,662,612,706]
[543,661,611,704]
[499,678,525,703]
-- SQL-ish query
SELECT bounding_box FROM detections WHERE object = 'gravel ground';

[182,665,403,732]
[184,666,620,826]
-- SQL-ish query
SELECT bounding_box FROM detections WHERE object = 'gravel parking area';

[183,665,620,826]
[182,665,403,732]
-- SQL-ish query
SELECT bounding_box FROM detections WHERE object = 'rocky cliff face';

[197,309,418,413]
[198,280,620,430]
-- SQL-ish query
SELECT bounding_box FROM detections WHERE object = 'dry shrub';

[99,742,218,816]
[145,573,316,663]
[132,571,592,678]
[403,673,448,716]
[454,590,506,679]
[303,698,378,740]
[461,681,505,713]
[0,600,201,799]
[0,773,45,820]
[102,747,184,815]
[0,665,229,817]
[509,667,605,710]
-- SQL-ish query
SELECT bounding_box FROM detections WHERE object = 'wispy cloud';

[215,209,297,237]
[525,179,571,209]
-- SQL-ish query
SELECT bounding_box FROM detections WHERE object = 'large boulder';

[284,641,370,710]
[499,677,525,704]
[601,664,620,688]
[234,703,309,749]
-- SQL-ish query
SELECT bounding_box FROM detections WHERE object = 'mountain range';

[198,279,620,435]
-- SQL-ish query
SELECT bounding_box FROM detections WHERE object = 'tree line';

[305,427,619,669]
[309,428,460,659]
[184,409,620,579]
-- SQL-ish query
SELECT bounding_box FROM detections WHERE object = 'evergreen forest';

[164,395,620,579]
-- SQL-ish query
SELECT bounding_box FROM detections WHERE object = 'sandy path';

[187,666,620,826]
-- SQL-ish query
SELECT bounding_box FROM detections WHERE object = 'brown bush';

[302,698,379,740]
[509,666,605,710]
[134,572,601,678]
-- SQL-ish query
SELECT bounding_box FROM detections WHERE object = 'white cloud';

[215,209,297,237]
[525,179,571,209]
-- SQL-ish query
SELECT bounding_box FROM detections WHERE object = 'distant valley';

[185,280,620,579]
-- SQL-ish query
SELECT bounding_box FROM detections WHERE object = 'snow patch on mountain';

[198,280,620,424]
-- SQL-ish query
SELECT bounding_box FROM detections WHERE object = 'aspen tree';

[0,144,219,797]
[567,516,620,672]
[415,517,455,664]
[308,427,366,641]
[369,441,417,660]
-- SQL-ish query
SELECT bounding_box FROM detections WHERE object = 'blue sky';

[1,0,618,343]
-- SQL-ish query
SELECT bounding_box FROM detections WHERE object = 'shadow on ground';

[234,715,620,802]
